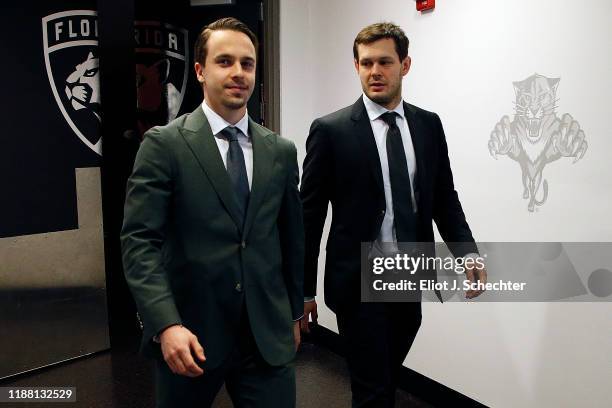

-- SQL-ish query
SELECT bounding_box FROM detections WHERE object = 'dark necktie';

[379,111,417,243]
[221,126,250,226]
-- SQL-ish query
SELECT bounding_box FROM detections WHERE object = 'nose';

[371,62,382,76]
[230,61,244,77]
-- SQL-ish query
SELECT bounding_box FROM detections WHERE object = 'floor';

[0,339,434,408]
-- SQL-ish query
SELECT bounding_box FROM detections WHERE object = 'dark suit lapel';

[403,102,427,205]
[351,97,384,195]
[178,107,244,233]
[242,118,275,239]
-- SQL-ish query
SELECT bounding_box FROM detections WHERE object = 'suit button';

[241,241,246,249]
[235,282,242,292]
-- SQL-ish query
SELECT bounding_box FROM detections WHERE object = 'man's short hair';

[194,17,259,65]
[353,22,409,61]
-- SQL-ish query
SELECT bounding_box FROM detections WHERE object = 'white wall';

[281,1,612,407]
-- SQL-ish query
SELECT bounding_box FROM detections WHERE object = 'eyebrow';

[359,56,393,63]
[214,54,255,62]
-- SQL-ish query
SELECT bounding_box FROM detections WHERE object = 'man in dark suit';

[121,18,303,408]
[300,22,486,407]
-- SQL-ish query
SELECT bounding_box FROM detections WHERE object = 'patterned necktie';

[379,111,417,243]
[221,126,249,226]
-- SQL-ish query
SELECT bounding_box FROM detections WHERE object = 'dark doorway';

[99,0,273,347]
[134,0,265,125]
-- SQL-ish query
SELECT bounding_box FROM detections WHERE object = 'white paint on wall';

[281,1,612,406]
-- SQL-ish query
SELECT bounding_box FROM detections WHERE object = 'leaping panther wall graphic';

[488,74,587,212]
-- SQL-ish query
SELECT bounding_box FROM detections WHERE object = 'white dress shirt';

[362,94,418,248]
[202,100,253,190]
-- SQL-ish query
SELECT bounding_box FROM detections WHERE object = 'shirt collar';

[201,100,250,138]
[362,93,405,122]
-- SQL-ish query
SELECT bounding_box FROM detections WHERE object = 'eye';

[84,68,98,77]
[241,60,255,70]
[218,58,231,66]
[360,60,372,67]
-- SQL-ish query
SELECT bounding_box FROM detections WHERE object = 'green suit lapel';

[242,118,275,240]
[178,107,244,233]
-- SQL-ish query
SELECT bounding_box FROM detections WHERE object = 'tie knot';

[379,111,398,127]
[222,126,241,142]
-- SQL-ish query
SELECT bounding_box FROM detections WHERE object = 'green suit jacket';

[120,107,304,369]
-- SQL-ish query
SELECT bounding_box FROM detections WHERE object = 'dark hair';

[353,22,409,61]
[194,17,258,65]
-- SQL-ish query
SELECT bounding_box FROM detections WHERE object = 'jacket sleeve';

[431,113,478,257]
[300,119,333,297]
[120,127,182,343]
[278,140,305,320]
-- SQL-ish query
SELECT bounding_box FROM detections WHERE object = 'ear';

[194,62,205,84]
[401,56,411,76]
[548,77,560,93]
[354,58,360,73]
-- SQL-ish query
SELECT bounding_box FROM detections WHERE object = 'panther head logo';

[135,58,181,139]
[65,51,101,121]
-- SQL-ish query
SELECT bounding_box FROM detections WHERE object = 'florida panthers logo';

[134,21,188,139]
[43,10,101,155]
[488,74,587,212]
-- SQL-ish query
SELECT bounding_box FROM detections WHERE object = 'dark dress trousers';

[121,106,304,407]
[301,97,477,407]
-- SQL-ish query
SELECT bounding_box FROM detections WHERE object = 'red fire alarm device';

[416,0,435,12]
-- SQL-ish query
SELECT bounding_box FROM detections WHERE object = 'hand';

[465,262,487,300]
[159,325,206,377]
[293,321,301,351]
[301,300,318,334]
[553,113,587,163]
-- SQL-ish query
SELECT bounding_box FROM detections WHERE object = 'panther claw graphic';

[65,84,93,110]
[489,115,516,160]
[552,113,588,163]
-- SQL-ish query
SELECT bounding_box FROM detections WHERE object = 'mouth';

[526,117,542,140]
[369,82,386,91]
[226,85,248,94]
[525,110,543,140]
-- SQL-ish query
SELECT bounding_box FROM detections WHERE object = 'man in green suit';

[121,17,304,408]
